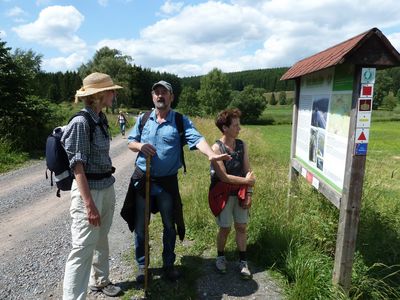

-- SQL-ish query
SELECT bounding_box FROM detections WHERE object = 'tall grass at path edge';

[152,117,400,300]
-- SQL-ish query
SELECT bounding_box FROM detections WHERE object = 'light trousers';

[63,181,116,300]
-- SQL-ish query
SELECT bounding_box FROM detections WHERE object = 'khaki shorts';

[216,195,249,227]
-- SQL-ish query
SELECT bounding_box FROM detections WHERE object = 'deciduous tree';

[0,40,62,151]
[177,86,200,116]
[229,85,266,123]
[79,47,133,111]
[197,68,231,115]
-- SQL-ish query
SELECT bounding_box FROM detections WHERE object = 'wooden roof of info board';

[281,27,400,81]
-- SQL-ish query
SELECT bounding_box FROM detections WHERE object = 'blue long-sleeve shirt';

[128,110,204,177]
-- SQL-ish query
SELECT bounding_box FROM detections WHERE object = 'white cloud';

[159,0,184,15]
[42,52,88,72]
[98,0,108,7]
[97,1,269,76]
[387,32,400,53]
[0,30,7,38]
[12,5,86,54]
[6,6,26,18]
[160,0,400,75]
[40,0,400,76]
[36,0,53,6]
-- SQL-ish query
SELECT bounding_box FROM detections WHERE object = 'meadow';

[1,104,400,299]
[126,114,400,299]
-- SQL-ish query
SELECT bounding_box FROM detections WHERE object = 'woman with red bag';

[210,108,255,279]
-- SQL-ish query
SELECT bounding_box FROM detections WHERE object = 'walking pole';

[144,155,151,296]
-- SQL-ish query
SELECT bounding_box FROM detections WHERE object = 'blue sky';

[1,0,400,77]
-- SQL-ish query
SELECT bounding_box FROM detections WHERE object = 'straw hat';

[75,72,122,98]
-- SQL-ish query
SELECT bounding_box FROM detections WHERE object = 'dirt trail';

[0,136,132,254]
[0,133,284,300]
[0,134,136,299]
[0,193,69,253]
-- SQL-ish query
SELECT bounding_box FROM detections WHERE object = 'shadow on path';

[183,255,283,300]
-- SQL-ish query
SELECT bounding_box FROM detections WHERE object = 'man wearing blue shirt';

[125,80,229,282]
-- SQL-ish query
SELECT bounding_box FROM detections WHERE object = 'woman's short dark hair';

[215,108,242,133]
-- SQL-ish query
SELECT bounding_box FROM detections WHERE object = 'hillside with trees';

[1,37,400,160]
[182,67,294,92]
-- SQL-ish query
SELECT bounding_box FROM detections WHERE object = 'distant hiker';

[62,72,122,299]
[120,80,230,283]
[116,110,130,136]
[210,108,255,279]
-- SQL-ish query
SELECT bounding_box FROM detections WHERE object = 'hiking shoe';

[215,256,227,274]
[89,283,122,297]
[163,266,181,281]
[136,265,145,284]
[239,260,251,280]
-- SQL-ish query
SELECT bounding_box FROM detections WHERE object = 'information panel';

[295,65,353,193]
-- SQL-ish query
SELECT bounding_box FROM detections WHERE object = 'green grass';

[258,104,400,125]
[124,117,400,299]
[259,105,293,125]
[0,138,29,173]
[371,106,400,122]
[2,106,400,299]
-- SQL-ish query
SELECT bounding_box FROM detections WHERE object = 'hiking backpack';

[45,110,109,197]
[139,111,187,173]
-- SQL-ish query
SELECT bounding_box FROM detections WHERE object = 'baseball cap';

[152,80,173,93]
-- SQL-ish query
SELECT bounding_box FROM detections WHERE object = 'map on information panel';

[295,64,353,193]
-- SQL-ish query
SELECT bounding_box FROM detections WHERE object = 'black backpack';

[45,110,109,197]
[139,111,187,173]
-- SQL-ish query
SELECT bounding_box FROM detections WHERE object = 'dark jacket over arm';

[120,170,185,241]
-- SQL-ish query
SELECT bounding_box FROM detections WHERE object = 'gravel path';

[0,134,284,300]
[0,135,135,300]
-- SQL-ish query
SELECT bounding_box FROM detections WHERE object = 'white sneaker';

[239,260,251,279]
[215,256,227,274]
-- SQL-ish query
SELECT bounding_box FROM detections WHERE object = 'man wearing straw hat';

[62,72,122,299]
[125,80,230,283]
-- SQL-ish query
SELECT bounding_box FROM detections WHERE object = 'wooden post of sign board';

[287,79,301,217]
[332,66,367,292]
[288,79,300,182]
[288,79,301,181]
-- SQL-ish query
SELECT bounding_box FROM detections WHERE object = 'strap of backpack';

[216,139,242,154]
[139,111,152,136]
[70,110,109,141]
[175,112,187,173]
[98,111,110,139]
[216,140,228,154]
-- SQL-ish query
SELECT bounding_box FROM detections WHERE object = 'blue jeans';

[119,123,126,134]
[134,189,176,268]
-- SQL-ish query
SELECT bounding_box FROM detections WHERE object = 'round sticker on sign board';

[361,68,376,84]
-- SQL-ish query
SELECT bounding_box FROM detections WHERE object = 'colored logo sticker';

[356,112,371,128]
[359,99,372,111]
[355,128,369,143]
[361,68,376,84]
[360,84,374,98]
[355,143,368,155]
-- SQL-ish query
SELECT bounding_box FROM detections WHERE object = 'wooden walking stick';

[144,155,151,296]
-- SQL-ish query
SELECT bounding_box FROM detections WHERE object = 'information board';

[295,65,354,193]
